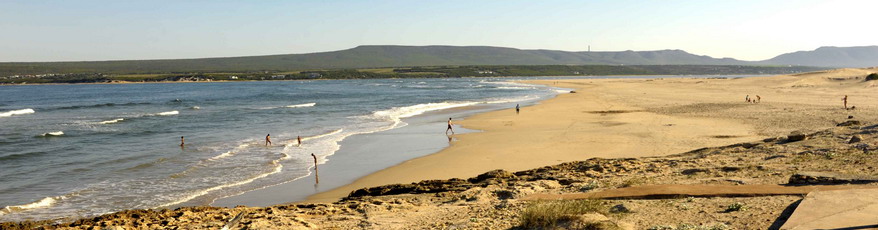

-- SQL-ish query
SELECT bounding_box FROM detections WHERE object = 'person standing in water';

[446,118,454,135]
[297,135,302,147]
[265,134,272,146]
[516,104,520,114]
[180,136,185,146]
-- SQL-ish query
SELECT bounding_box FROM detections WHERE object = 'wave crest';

[0,109,35,117]
[38,131,64,137]
[285,103,316,108]
[99,118,125,124]
[0,196,60,216]
[155,111,179,116]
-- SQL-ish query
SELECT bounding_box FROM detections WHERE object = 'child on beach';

[843,95,848,109]
[297,135,302,147]
[516,104,520,114]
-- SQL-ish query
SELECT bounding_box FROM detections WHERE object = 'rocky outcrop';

[788,172,878,185]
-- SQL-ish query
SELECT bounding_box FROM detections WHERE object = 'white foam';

[481,81,534,87]
[208,143,251,161]
[190,106,201,110]
[40,131,64,136]
[0,108,35,117]
[497,86,535,90]
[485,95,540,104]
[155,111,179,116]
[0,196,59,215]
[303,128,343,141]
[159,152,290,208]
[285,103,316,108]
[99,118,124,124]
[554,89,572,94]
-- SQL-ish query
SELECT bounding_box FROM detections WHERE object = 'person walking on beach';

[265,134,272,146]
[446,118,455,135]
[843,95,849,109]
[297,135,302,147]
[515,104,520,114]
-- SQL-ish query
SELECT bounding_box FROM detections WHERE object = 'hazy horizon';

[2,0,876,62]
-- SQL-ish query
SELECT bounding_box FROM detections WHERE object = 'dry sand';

[307,67,878,203]
[7,67,878,229]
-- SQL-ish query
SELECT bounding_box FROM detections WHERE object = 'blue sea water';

[0,78,569,222]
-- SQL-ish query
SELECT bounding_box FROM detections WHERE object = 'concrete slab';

[780,188,878,230]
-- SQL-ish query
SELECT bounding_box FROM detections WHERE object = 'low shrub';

[519,199,608,228]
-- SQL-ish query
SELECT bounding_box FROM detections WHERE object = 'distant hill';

[0,45,875,75]
[760,46,878,68]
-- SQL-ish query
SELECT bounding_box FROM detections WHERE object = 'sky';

[1,0,876,62]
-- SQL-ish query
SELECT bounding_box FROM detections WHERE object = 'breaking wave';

[0,109,35,117]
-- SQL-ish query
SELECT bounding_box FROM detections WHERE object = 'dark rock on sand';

[837,120,861,127]
[786,131,808,142]
[849,135,863,143]
[348,178,471,198]
[610,204,632,213]
[681,168,710,175]
[788,172,878,185]
[721,166,744,172]
[469,169,516,183]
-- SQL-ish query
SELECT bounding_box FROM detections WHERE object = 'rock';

[720,166,743,172]
[570,91,577,93]
[493,190,516,200]
[609,204,632,213]
[837,120,861,127]
[849,135,863,143]
[536,180,562,189]
[764,155,787,160]
[468,169,515,183]
[788,172,878,185]
[681,168,710,175]
[347,178,470,198]
[787,131,808,142]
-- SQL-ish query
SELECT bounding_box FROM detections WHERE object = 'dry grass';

[519,199,610,229]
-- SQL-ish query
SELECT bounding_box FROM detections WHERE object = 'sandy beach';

[307,68,878,203]
[6,68,878,229]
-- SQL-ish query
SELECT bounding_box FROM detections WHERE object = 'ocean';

[0,77,569,222]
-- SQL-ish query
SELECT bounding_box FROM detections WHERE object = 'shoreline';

[209,84,558,207]
[303,78,762,203]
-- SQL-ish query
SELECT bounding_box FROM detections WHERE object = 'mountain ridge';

[1,45,876,75]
